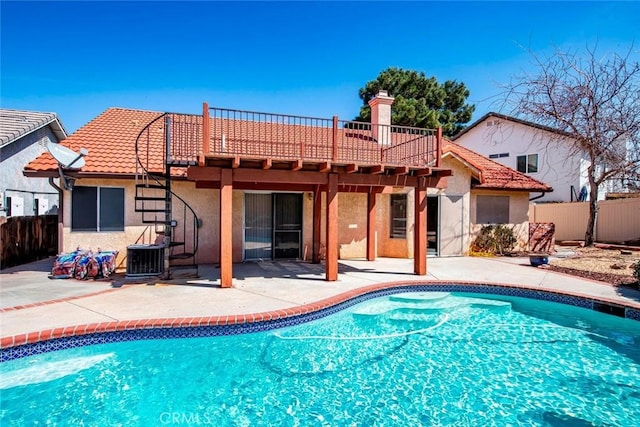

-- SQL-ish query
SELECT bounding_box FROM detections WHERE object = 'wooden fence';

[529,197,640,243]
[0,215,58,269]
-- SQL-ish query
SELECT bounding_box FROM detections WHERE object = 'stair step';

[136,183,166,189]
[169,241,185,247]
[170,253,194,260]
[135,208,169,213]
[135,196,167,202]
[142,219,169,224]
[167,159,198,167]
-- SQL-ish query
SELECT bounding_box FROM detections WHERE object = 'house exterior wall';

[62,178,148,263]
[62,177,419,267]
[469,189,530,252]
[435,156,473,256]
[378,190,414,259]
[455,118,583,202]
[1,128,60,217]
[63,164,532,266]
[318,191,413,260]
[61,179,220,266]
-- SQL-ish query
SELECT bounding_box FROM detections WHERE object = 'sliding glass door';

[244,193,302,260]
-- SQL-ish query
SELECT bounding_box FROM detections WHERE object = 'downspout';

[49,177,64,254]
[529,192,546,202]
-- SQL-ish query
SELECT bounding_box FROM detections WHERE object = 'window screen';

[100,188,125,231]
[71,187,97,231]
[72,186,124,231]
[390,194,407,238]
[476,195,509,224]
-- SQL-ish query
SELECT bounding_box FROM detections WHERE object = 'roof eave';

[471,184,553,193]
[49,117,69,141]
[2,116,68,147]
[452,111,575,140]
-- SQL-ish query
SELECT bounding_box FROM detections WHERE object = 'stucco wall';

[62,177,418,266]
[469,189,530,252]
[437,156,472,256]
[302,193,314,261]
[62,178,148,269]
[337,193,368,258]
[315,191,413,260]
[376,190,413,259]
[455,119,580,202]
[61,179,220,267]
[1,128,61,217]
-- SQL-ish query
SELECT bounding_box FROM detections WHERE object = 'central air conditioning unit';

[126,244,165,277]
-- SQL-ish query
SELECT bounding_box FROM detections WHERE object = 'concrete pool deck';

[1,255,640,349]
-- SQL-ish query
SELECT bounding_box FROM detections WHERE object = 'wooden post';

[220,168,233,287]
[326,173,338,281]
[414,177,427,275]
[200,102,210,167]
[313,185,322,263]
[367,191,376,261]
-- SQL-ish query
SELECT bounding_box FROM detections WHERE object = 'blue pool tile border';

[1,283,638,362]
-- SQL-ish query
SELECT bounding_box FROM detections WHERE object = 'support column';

[220,169,233,287]
[326,173,338,281]
[414,177,427,275]
[313,186,322,263]
[366,191,376,261]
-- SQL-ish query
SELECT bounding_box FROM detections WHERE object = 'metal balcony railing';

[158,105,443,169]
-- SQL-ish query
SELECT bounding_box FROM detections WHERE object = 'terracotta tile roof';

[442,140,552,192]
[25,107,552,193]
[25,108,164,176]
[25,107,438,175]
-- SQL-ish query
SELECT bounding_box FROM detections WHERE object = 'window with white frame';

[390,194,407,238]
[71,186,125,231]
[476,195,509,224]
[517,154,538,173]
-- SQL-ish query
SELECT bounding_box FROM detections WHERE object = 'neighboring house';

[452,112,624,202]
[1,109,68,217]
[24,95,549,285]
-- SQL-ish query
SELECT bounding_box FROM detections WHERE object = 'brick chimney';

[368,90,394,145]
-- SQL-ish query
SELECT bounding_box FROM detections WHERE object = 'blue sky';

[2,1,639,133]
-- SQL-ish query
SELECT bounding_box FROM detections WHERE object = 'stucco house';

[24,95,549,285]
[1,109,68,217]
[452,112,624,202]
[436,140,551,256]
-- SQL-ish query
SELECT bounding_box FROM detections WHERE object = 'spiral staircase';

[134,113,201,278]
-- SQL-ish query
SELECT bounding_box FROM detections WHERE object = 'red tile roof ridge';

[442,139,552,192]
[25,107,165,174]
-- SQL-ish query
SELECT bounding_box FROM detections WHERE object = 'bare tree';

[502,45,640,245]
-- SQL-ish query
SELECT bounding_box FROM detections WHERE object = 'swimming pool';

[1,291,639,425]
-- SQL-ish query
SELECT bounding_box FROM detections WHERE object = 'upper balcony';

[138,103,443,176]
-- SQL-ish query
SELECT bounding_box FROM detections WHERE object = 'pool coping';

[2,279,639,361]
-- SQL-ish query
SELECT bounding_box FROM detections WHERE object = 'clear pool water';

[1,292,639,426]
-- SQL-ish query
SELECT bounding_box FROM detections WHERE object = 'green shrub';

[633,261,640,283]
[470,225,516,256]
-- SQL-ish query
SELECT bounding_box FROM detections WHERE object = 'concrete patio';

[1,255,639,341]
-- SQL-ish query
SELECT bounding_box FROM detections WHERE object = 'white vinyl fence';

[529,197,640,243]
